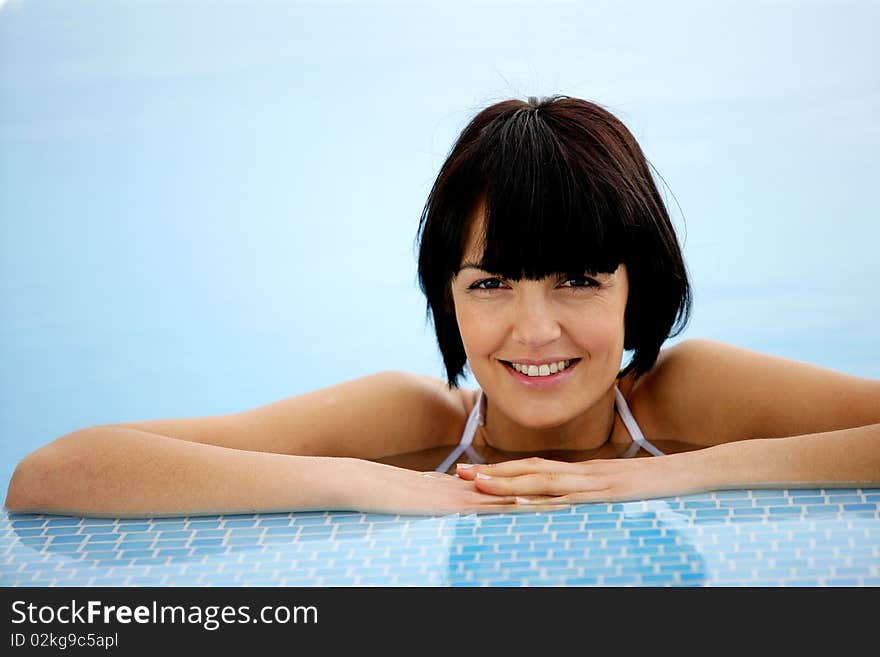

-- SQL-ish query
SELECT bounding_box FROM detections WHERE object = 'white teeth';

[511,360,571,377]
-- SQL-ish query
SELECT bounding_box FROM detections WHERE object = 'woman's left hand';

[455,454,708,505]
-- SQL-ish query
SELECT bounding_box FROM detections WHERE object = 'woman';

[5,95,879,518]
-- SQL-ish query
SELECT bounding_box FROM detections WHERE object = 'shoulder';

[625,338,880,446]
[402,372,479,445]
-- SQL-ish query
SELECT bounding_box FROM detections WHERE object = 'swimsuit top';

[435,385,665,473]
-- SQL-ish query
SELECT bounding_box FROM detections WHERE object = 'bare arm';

[3,369,535,517]
[3,426,356,517]
[699,421,880,490]
[456,421,880,503]
[3,425,541,517]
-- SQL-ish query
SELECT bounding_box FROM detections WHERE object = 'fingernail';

[476,473,491,480]
[456,463,475,469]
[515,496,533,504]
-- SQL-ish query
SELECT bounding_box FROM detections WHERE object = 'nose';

[510,287,562,347]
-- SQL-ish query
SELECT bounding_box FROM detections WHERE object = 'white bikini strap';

[614,385,665,457]
[435,389,484,473]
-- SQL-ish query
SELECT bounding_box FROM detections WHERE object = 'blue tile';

[156,548,191,558]
[258,518,294,527]
[49,535,86,544]
[44,544,81,553]
[597,575,640,585]
[44,526,81,536]
[223,519,257,528]
[115,522,151,531]
[787,489,825,497]
[158,531,191,540]
[150,520,187,530]
[712,490,752,499]
[583,512,620,521]
[842,503,876,512]
[619,520,656,529]
[789,496,825,505]
[564,576,600,585]
[14,529,46,537]
[265,527,299,536]
[191,546,228,556]
[117,541,152,550]
[768,507,802,516]
[190,529,227,539]
[120,550,155,559]
[227,527,263,537]
[835,566,875,577]
[628,529,662,538]
[90,577,130,585]
[582,522,621,531]
[81,551,120,561]
[824,578,861,586]
[513,549,554,559]
[476,552,514,563]
[45,518,81,527]
[656,563,694,573]
[755,499,793,510]
[826,495,864,504]
[187,520,223,529]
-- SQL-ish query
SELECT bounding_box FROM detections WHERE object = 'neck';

[479,384,619,453]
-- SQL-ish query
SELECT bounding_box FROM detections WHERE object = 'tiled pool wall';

[2,489,878,586]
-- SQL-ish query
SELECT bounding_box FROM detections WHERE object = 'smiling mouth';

[500,358,582,375]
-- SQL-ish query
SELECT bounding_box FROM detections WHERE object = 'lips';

[500,358,581,372]
[501,357,582,388]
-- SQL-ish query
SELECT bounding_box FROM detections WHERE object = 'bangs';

[465,108,628,281]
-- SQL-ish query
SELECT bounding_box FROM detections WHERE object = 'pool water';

[3,488,877,586]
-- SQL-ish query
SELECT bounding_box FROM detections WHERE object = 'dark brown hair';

[414,95,692,389]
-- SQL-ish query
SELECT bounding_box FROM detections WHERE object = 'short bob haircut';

[415,94,692,389]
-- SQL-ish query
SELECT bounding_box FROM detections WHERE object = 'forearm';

[4,427,357,518]
[694,422,880,490]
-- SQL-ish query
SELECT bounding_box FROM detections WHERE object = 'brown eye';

[469,278,505,290]
[562,276,599,288]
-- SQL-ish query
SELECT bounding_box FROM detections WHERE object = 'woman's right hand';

[338,458,569,516]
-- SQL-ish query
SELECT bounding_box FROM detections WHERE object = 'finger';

[513,494,559,503]
[473,471,606,497]
[471,494,520,504]
[515,489,614,505]
[456,458,586,479]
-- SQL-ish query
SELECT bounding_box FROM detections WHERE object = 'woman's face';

[449,208,630,430]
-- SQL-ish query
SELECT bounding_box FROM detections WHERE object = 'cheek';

[454,307,493,355]
[569,310,625,350]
